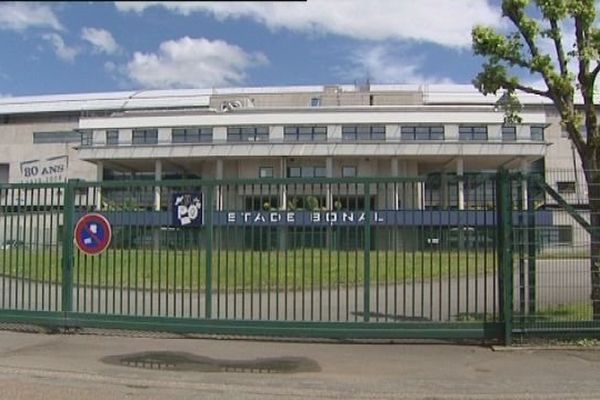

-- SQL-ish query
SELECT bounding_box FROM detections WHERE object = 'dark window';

[342,166,357,177]
[310,97,321,107]
[33,131,81,144]
[401,126,444,140]
[531,125,545,141]
[284,126,327,142]
[106,130,119,145]
[227,126,269,142]
[342,125,386,141]
[557,181,576,194]
[259,166,274,178]
[132,129,158,145]
[459,125,488,141]
[80,131,93,147]
[172,127,213,143]
[502,125,516,142]
[286,166,326,178]
[0,164,8,184]
[558,225,573,244]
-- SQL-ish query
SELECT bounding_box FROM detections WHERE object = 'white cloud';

[124,36,268,89]
[0,2,62,32]
[81,27,122,55]
[42,33,79,63]
[115,0,501,48]
[336,45,454,85]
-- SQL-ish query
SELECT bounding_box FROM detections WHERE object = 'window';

[287,167,301,178]
[33,131,81,144]
[132,129,158,145]
[172,127,213,143]
[530,125,545,141]
[342,166,357,177]
[310,97,321,107]
[502,125,516,142]
[259,167,274,178]
[557,181,576,194]
[287,166,326,178]
[227,126,269,142]
[0,164,8,184]
[80,131,93,147]
[401,126,444,140]
[284,126,327,142]
[558,225,573,244]
[342,125,386,141]
[106,130,119,145]
[459,125,488,140]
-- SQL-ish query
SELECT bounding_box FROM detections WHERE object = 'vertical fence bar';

[497,170,513,345]
[527,176,537,315]
[205,184,213,319]
[61,180,75,315]
[363,182,371,322]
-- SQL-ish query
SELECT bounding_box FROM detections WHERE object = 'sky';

[0,1,509,97]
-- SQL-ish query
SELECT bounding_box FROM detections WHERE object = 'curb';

[491,345,600,351]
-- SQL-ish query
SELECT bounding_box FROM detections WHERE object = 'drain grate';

[101,351,321,374]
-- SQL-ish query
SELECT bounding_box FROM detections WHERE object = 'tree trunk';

[585,168,600,319]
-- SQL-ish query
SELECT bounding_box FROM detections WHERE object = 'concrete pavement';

[0,330,599,399]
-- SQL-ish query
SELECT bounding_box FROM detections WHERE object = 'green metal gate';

[0,175,510,340]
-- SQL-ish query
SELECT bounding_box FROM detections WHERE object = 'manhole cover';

[101,351,320,374]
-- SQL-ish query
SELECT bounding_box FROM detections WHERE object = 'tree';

[471,0,600,318]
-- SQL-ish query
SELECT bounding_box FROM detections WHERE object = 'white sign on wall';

[20,155,68,183]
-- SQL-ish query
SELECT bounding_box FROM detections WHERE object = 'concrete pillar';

[216,158,224,211]
[95,161,103,210]
[328,125,341,142]
[488,124,502,142]
[445,125,459,141]
[280,157,287,210]
[271,126,284,142]
[153,159,162,250]
[213,127,227,143]
[386,125,401,141]
[391,158,399,210]
[521,158,529,210]
[121,129,133,145]
[154,159,162,211]
[326,157,333,209]
[457,157,464,210]
[158,128,170,145]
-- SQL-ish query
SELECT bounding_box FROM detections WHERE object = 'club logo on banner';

[172,192,203,227]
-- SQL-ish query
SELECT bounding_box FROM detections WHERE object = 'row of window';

[74,124,547,146]
[259,166,357,178]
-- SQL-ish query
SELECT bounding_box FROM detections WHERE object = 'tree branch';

[513,82,551,98]
[549,18,569,77]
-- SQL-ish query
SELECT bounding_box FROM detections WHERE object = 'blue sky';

[0,1,506,97]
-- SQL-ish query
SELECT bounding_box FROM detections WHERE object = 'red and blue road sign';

[74,213,112,255]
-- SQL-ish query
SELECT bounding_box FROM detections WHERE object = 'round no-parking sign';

[74,213,112,255]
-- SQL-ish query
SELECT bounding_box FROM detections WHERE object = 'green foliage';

[472,0,600,163]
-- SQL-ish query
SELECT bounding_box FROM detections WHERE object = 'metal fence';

[510,170,600,341]
[0,171,596,343]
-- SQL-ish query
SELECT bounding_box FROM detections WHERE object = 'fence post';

[496,169,513,345]
[527,176,537,315]
[363,181,371,322]
[61,180,75,316]
[205,184,213,319]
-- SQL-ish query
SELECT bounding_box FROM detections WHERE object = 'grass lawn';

[525,303,593,322]
[0,248,496,290]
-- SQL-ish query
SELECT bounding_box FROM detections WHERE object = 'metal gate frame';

[0,174,511,341]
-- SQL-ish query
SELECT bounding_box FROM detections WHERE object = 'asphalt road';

[0,330,599,399]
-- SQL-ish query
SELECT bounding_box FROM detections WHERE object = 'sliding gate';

[0,175,510,340]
